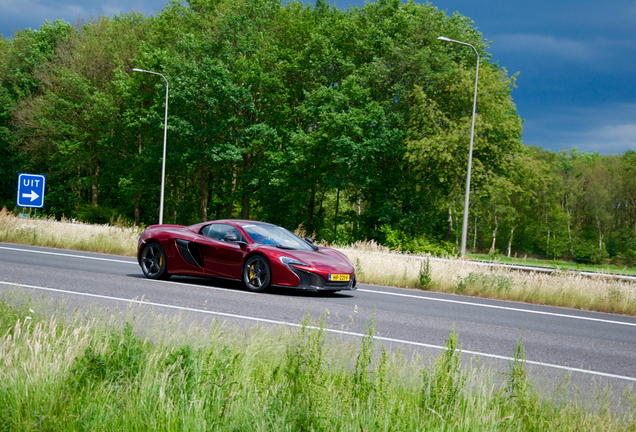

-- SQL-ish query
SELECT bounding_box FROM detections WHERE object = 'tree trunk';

[317,189,326,220]
[454,201,459,246]
[334,188,340,238]
[242,193,250,220]
[489,214,498,254]
[443,206,453,241]
[545,211,550,257]
[241,154,251,220]
[226,167,236,218]
[351,202,355,233]
[135,132,142,226]
[567,211,574,256]
[507,226,515,257]
[134,194,140,226]
[308,186,316,229]
[91,164,100,208]
[596,213,603,254]
[200,164,208,221]
[473,216,478,251]
[357,198,361,234]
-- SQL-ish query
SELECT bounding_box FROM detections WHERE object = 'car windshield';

[240,223,313,250]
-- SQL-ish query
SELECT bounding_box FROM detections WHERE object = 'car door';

[195,223,247,279]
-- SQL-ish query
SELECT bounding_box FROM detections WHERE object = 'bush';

[420,327,465,418]
[71,321,147,388]
[76,204,121,225]
[573,239,609,264]
[417,258,432,289]
[379,225,456,257]
[625,249,636,267]
[456,272,512,294]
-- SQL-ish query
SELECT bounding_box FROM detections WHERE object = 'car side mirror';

[304,237,314,244]
[224,233,247,247]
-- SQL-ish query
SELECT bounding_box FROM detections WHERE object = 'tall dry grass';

[0,207,139,256]
[338,240,636,316]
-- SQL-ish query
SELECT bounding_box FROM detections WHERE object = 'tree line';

[1,0,634,265]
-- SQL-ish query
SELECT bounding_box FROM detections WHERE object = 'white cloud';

[585,124,636,153]
[523,103,636,154]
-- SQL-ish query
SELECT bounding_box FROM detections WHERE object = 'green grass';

[467,253,636,276]
[1,294,635,431]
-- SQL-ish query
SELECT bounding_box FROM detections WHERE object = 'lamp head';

[437,36,452,42]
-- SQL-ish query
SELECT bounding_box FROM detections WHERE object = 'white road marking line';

[2,280,636,383]
[358,288,636,327]
[0,245,136,264]
[3,243,636,328]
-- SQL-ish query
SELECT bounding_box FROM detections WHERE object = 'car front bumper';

[278,267,357,291]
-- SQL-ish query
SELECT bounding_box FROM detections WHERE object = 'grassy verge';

[2,209,636,316]
[341,241,636,316]
[0,207,140,256]
[1,293,634,431]
[467,253,636,276]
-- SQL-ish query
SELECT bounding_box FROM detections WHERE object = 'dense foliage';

[1,0,634,265]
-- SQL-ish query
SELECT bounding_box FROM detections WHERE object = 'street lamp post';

[437,36,480,260]
[133,68,169,225]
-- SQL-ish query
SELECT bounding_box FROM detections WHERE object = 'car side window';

[201,224,245,242]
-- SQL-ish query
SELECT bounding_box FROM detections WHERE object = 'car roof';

[189,219,276,230]
[210,219,274,225]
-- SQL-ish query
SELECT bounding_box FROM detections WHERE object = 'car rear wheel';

[243,255,271,292]
[141,242,170,280]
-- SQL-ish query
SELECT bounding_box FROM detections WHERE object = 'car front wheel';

[141,242,170,280]
[243,255,271,292]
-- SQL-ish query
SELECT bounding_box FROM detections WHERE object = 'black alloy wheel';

[243,255,271,292]
[141,242,170,280]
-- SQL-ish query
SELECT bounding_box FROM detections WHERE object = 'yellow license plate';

[329,274,350,282]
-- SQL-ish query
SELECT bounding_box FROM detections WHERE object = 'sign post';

[17,173,46,215]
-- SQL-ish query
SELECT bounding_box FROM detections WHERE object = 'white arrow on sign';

[22,191,40,202]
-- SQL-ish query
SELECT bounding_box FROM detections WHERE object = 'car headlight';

[280,256,309,268]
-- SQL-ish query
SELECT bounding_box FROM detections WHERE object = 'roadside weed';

[0,295,635,430]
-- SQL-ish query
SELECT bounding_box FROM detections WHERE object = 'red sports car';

[137,219,357,293]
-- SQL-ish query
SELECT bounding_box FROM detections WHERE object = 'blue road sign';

[17,173,46,208]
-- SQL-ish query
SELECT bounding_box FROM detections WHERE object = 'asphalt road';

[1,241,635,399]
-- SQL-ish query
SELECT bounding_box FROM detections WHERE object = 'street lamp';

[133,68,169,225]
[437,36,480,260]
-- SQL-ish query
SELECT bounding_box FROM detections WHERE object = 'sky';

[1,0,635,155]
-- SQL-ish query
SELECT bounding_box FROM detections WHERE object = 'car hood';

[281,248,354,273]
